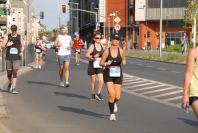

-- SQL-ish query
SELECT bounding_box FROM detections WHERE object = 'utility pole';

[159,0,163,57]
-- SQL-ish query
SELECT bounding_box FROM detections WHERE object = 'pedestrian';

[34,37,44,69]
[1,25,24,94]
[74,33,84,65]
[100,34,126,121]
[181,32,188,56]
[86,32,105,100]
[182,47,198,119]
[54,26,72,87]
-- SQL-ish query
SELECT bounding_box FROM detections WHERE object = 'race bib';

[76,49,80,52]
[10,48,18,54]
[36,49,41,53]
[93,58,102,68]
[109,66,121,77]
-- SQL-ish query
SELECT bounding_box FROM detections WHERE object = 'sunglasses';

[95,37,101,39]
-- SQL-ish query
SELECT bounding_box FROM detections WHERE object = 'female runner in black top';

[100,34,126,121]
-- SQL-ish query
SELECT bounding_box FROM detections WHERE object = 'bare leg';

[97,73,104,94]
[90,75,96,94]
[192,101,198,119]
[65,62,70,82]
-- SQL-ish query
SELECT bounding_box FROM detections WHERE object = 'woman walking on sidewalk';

[54,26,72,87]
[100,34,126,121]
[182,48,198,119]
[86,32,105,100]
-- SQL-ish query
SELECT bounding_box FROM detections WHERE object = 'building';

[135,0,189,49]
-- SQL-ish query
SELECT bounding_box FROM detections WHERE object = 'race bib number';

[109,66,121,77]
[93,58,102,68]
[36,49,41,53]
[10,48,18,54]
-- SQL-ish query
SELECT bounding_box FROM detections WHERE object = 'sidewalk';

[0,63,35,133]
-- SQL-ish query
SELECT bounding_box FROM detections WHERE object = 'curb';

[0,62,35,133]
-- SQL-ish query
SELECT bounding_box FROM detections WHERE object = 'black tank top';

[91,43,103,58]
[6,34,21,60]
[104,47,122,76]
[106,47,122,66]
[88,43,103,68]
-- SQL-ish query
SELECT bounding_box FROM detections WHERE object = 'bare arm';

[85,44,94,60]
[20,36,24,52]
[120,49,126,65]
[182,48,197,105]
[1,36,8,48]
[54,36,60,47]
[100,49,108,67]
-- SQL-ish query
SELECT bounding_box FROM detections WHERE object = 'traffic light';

[0,0,7,4]
[62,5,66,13]
[40,11,44,19]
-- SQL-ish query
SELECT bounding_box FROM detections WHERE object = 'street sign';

[96,22,101,27]
[114,16,121,23]
[114,24,121,31]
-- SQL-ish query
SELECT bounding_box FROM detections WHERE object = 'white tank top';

[57,34,72,56]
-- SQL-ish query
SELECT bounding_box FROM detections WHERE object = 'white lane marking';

[132,84,166,92]
[171,70,181,74]
[164,96,182,102]
[141,87,176,95]
[146,65,153,68]
[126,82,156,88]
[152,90,182,98]
[123,80,147,86]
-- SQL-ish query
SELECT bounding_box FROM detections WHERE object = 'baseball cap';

[11,25,17,31]
[112,34,120,40]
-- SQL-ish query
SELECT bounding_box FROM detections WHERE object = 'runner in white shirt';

[54,26,72,87]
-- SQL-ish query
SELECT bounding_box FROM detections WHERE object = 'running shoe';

[9,87,18,94]
[114,103,118,113]
[90,94,96,100]
[38,65,41,69]
[60,81,65,87]
[95,93,104,101]
[109,113,116,121]
[65,82,70,87]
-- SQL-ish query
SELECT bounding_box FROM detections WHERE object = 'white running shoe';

[35,65,38,69]
[109,113,116,121]
[114,103,118,113]
[38,65,41,69]
[65,81,70,87]
[60,81,64,87]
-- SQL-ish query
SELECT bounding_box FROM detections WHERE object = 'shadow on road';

[177,118,198,127]
[54,91,89,100]
[27,81,61,88]
[58,106,108,119]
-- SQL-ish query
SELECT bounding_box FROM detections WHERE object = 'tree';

[184,0,198,28]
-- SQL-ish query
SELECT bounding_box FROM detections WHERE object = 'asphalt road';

[1,50,198,133]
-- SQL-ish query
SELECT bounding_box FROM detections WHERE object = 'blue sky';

[33,0,69,30]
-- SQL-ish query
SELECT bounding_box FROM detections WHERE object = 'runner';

[1,25,24,94]
[100,34,126,121]
[86,32,105,100]
[34,37,44,69]
[74,34,84,65]
[182,47,198,119]
[54,26,72,87]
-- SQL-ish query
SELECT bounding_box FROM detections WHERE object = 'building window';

[148,0,186,8]
[166,32,183,46]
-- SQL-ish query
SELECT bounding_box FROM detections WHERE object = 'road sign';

[96,22,101,27]
[114,24,121,31]
[114,16,121,23]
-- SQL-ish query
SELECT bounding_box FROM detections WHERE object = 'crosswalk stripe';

[125,82,155,88]
[132,84,166,92]
[123,80,147,86]
[164,96,182,102]
[152,90,182,98]
[123,78,139,82]
[141,87,176,95]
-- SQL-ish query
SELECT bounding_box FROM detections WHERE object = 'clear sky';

[33,0,69,30]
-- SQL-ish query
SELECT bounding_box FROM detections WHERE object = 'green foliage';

[184,0,198,27]
[162,45,182,52]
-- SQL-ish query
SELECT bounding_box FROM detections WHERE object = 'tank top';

[189,55,198,97]
[57,34,71,56]
[6,34,21,60]
[104,47,122,77]
[88,43,103,68]
[35,40,43,54]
